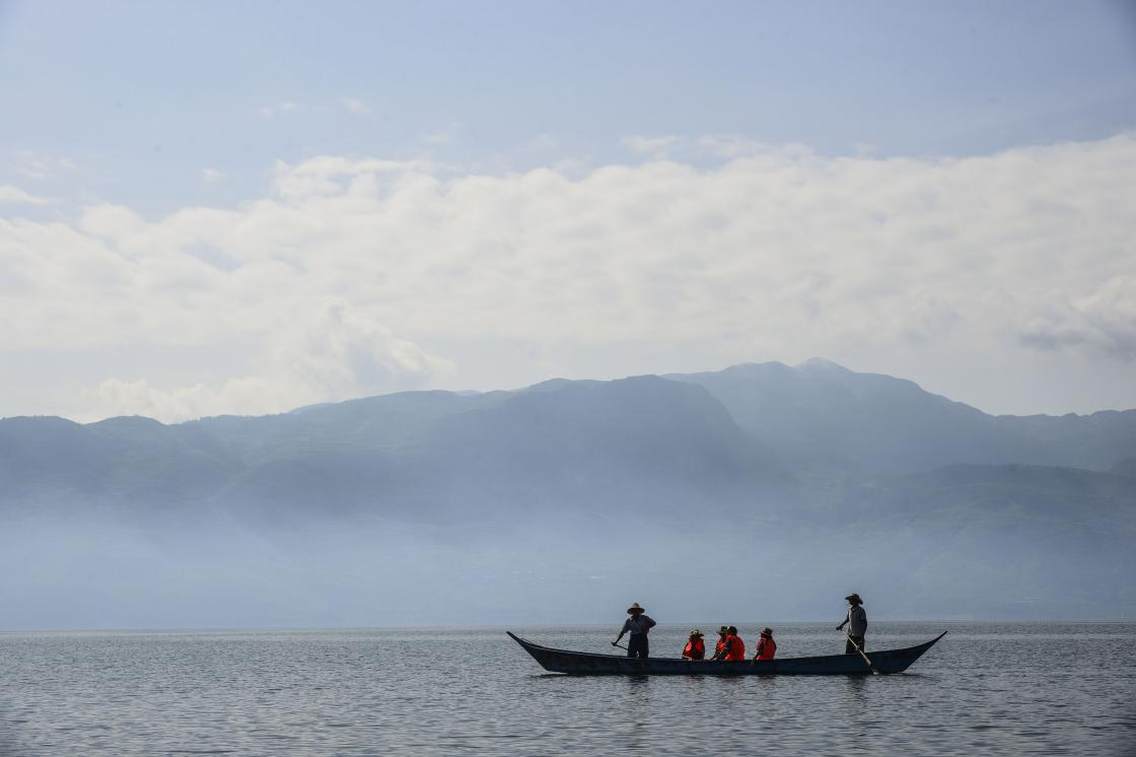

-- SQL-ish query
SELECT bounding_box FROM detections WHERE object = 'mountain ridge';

[5,360,1136,480]
[6,358,1135,427]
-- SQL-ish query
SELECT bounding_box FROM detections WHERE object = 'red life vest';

[724,633,746,661]
[755,636,777,661]
[714,638,727,657]
[683,639,705,659]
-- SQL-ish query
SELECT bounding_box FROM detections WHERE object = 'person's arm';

[645,616,656,630]
[836,617,847,631]
[613,619,629,645]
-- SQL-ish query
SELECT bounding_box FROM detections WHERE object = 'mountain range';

[2,359,1133,626]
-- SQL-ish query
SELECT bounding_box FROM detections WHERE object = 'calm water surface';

[1,622,1133,756]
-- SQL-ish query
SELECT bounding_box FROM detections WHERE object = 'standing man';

[836,593,868,654]
[613,602,656,659]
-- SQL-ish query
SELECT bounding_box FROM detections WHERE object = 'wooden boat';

[508,631,946,675]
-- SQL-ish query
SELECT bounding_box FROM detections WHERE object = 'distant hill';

[669,359,1136,475]
[4,360,1135,519]
[1,360,1134,624]
[0,374,790,524]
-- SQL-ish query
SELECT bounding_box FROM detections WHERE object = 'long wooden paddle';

[845,632,879,675]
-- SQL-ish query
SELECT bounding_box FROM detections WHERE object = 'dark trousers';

[845,635,865,655]
[627,634,649,659]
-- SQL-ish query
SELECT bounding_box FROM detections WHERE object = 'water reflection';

[845,675,868,701]
[622,676,652,751]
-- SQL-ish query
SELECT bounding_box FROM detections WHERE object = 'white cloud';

[2,134,1135,419]
[0,185,53,205]
[695,134,768,158]
[201,168,225,184]
[341,97,370,114]
[422,123,463,146]
[11,151,77,181]
[258,101,299,119]
[81,303,452,422]
[524,133,559,152]
[622,134,680,157]
[1019,275,1136,359]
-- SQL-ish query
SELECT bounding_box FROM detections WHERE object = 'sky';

[1,0,1135,421]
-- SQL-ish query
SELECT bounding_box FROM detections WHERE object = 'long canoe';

[508,631,946,675]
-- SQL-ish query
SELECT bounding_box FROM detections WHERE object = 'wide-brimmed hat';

[689,628,704,638]
[845,593,863,604]
[717,625,729,634]
[760,627,773,637]
[627,602,646,614]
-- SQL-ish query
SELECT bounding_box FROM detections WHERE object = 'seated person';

[682,629,705,660]
[712,626,729,659]
[715,625,746,661]
[754,627,777,661]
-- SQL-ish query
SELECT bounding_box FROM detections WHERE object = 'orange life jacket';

[724,633,746,661]
[714,638,727,657]
[683,639,705,659]
[755,636,776,661]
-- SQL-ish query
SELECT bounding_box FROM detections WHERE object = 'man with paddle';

[613,602,656,659]
[836,592,868,654]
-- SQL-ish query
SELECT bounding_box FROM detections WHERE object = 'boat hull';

[507,631,946,675]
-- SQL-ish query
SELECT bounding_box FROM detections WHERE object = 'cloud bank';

[1,135,1134,421]
[0,184,52,205]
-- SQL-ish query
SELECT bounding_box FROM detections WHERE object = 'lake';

[1,622,1133,756]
